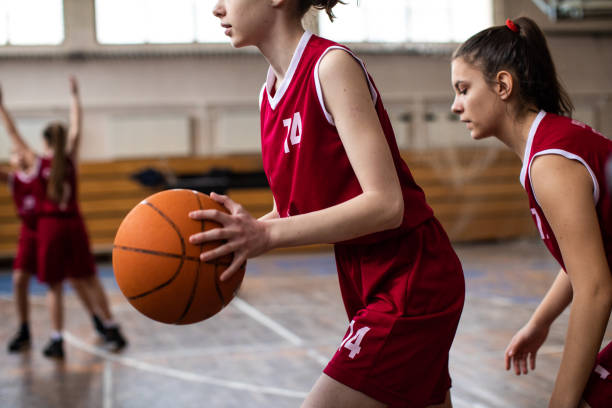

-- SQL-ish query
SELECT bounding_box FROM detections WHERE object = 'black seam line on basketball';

[122,201,187,301]
[144,201,187,258]
[113,245,200,262]
[175,191,205,325]
[127,255,185,301]
[113,245,231,266]
[213,260,227,306]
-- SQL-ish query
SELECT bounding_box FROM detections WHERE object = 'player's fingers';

[210,192,243,214]
[189,208,232,224]
[514,355,522,375]
[219,254,247,282]
[505,350,512,370]
[189,227,231,245]
[199,241,239,262]
[529,352,537,371]
[519,355,528,375]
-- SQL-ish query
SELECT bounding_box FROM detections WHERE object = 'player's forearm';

[0,107,25,149]
[550,289,612,407]
[263,190,403,249]
[68,93,82,148]
[258,208,279,221]
[530,270,573,328]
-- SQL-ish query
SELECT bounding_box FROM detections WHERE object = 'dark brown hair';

[453,16,573,117]
[42,122,67,203]
[298,0,344,21]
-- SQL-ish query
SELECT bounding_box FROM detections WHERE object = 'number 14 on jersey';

[339,320,371,359]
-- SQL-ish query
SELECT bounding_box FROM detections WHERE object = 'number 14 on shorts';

[339,320,371,359]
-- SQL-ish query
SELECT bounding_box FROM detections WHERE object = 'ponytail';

[42,123,67,203]
[298,0,344,21]
[453,16,574,117]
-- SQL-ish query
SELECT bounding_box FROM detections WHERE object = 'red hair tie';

[506,18,519,33]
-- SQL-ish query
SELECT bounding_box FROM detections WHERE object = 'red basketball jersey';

[8,158,40,228]
[521,111,612,269]
[260,32,433,245]
[37,156,80,215]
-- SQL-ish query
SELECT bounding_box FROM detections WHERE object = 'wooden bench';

[0,148,536,258]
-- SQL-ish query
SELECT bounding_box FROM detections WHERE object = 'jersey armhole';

[313,46,378,126]
[527,149,600,208]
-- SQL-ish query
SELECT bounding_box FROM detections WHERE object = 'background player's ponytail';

[453,16,574,117]
[298,0,344,21]
[43,122,67,203]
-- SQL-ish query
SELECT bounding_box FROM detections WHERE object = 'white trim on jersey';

[313,46,378,126]
[265,31,313,111]
[527,148,600,208]
[520,110,546,188]
[15,156,41,184]
[259,83,266,111]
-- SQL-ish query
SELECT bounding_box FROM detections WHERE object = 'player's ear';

[496,70,514,101]
[270,0,286,7]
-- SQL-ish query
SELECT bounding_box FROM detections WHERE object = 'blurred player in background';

[0,78,127,358]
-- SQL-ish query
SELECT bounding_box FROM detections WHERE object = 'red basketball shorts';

[37,215,96,285]
[13,222,37,273]
[583,340,612,408]
[326,218,465,407]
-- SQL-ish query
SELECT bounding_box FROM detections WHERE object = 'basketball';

[112,189,245,324]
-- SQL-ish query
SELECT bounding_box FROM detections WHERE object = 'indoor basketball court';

[1,1,611,407]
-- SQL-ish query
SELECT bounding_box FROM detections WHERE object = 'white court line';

[103,360,113,408]
[231,296,330,366]
[63,331,309,399]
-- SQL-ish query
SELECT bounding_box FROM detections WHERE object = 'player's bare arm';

[0,84,35,167]
[505,268,572,375]
[189,50,404,279]
[531,154,612,408]
[66,76,82,160]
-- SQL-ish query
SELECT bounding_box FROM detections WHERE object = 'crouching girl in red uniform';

[451,16,612,408]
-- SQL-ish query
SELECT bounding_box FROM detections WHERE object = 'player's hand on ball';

[189,192,269,281]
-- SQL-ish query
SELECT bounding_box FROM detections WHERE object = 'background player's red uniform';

[8,158,40,273]
[35,156,96,284]
[521,111,612,408]
[260,32,465,407]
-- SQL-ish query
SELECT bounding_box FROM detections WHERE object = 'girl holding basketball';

[190,1,465,407]
[450,17,612,408]
[0,78,127,358]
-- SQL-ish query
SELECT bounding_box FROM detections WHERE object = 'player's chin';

[229,36,249,49]
[470,129,489,141]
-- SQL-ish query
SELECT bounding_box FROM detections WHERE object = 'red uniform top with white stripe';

[521,111,612,270]
[260,32,433,245]
[37,156,80,216]
[8,158,40,229]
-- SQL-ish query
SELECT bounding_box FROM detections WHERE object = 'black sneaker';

[42,338,64,359]
[7,328,31,353]
[92,315,106,338]
[103,327,127,352]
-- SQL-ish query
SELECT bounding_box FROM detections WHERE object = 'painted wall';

[0,0,610,160]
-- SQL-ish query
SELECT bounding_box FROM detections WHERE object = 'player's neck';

[259,24,305,90]
[496,109,539,161]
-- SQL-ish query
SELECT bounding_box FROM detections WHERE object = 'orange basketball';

[112,189,245,324]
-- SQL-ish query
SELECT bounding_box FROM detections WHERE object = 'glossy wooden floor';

[1,239,610,408]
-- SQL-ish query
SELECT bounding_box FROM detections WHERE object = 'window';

[95,0,229,44]
[319,0,493,43]
[0,0,64,45]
